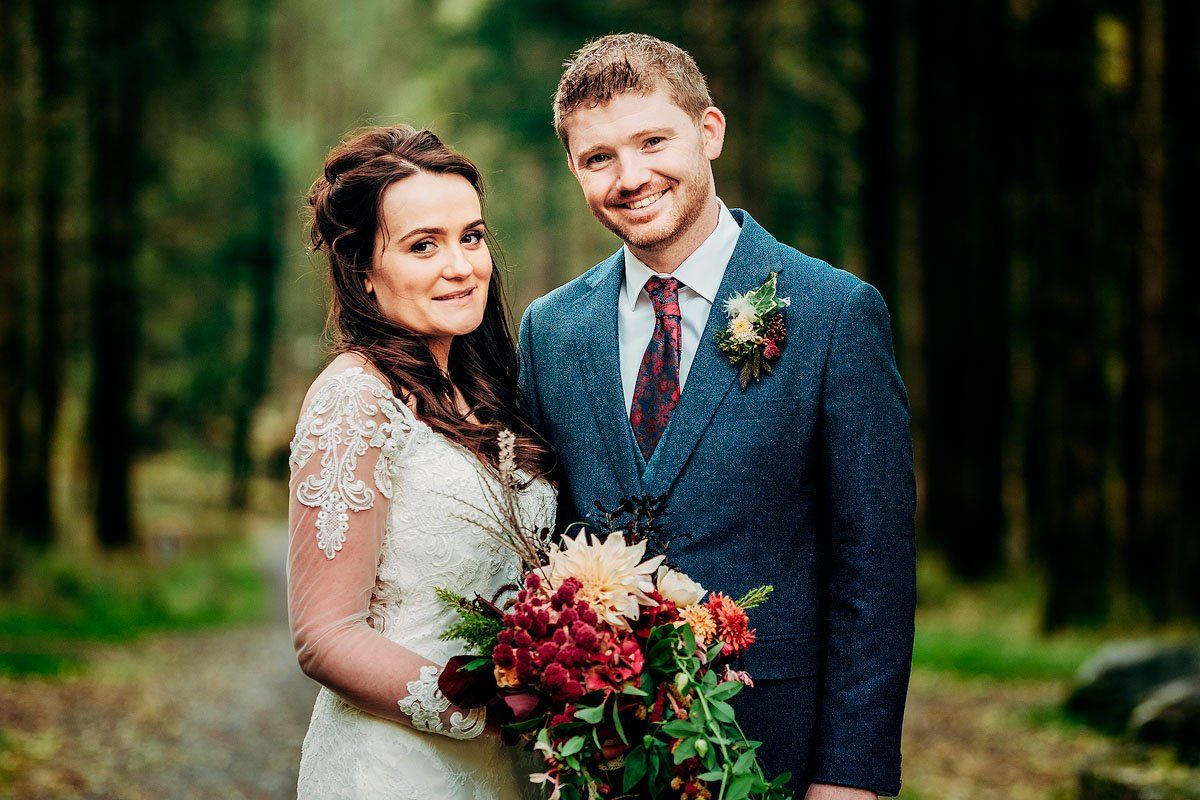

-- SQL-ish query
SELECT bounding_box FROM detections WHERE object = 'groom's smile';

[614,185,672,214]
[619,188,668,211]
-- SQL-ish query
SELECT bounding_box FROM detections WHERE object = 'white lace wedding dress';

[287,356,554,799]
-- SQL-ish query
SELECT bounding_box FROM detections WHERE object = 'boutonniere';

[715,271,791,389]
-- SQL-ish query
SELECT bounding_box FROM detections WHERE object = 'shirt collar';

[622,198,741,311]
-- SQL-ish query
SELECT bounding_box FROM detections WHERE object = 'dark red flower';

[549,703,577,728]
[493,643,515,667]
[515,649,539,683]
[500,689,543,721]
[570,621,599,650]
[557,645,587,667]
[437,654,497,708]
[767,312,787,344]
[536,642,560,665]
[541,662,570,694]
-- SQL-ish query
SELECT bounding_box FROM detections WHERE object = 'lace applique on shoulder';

[290,366,414,559]
[398,665,486,740]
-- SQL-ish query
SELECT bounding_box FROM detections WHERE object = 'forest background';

[1,1,1197,798]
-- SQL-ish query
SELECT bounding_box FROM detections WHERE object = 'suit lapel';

[576,251,643,499]
[642,210,782,497]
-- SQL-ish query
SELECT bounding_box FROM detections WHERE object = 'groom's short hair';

[553,33,712,151]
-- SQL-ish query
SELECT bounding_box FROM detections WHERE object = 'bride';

[288,125,555,799]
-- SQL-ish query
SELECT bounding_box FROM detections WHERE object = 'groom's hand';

[804,784,877,800]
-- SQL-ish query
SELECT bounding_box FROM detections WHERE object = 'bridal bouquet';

[437,474,793,800]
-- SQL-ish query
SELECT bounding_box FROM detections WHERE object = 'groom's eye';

[585,153,610,166]
[645,136,665,147]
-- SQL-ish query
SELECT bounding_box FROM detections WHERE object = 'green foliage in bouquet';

[435,588,502,663]
[532,617,791,800]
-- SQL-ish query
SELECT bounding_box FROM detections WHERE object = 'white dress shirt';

[619,199,742,414]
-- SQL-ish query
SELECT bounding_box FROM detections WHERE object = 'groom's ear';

[565,152,579,178]
[700,106,726,161]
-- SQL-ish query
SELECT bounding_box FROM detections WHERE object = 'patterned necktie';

[631,276,683,462]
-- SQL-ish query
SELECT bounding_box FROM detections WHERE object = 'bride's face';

[367,171,492,366]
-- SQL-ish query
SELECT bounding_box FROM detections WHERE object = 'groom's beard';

[596,161,712,254]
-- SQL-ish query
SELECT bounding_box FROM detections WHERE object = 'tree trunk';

[1020,0,1112,629]
[860,0,901,335]
[228,0,281,511]
[914,0,1011,579]
[1162,0,1200,617]
[84,2,144,549]
[229,145,283,510]
[684,0,768,218]
[0,0,27,583]
[1123,0,1174,618]
[25,0,72,549]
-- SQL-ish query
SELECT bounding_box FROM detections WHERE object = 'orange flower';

[678,604,717,648]
[705,593,756,657]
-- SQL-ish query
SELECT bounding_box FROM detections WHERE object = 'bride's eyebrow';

[398,225,446,240]
[398,219,486,240]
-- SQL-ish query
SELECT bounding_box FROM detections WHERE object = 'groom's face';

[563,88,724,253]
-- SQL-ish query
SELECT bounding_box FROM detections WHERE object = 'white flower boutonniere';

[715,272,790,389]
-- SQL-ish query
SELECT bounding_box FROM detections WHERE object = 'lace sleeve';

[287,362,486,740]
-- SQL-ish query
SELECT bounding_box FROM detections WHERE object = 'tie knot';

[645,276,682,317]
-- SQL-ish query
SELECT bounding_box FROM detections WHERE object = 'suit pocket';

[739,633,822,680]
[710,395,804,426]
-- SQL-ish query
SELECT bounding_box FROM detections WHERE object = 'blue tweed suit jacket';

[517,209,915,796]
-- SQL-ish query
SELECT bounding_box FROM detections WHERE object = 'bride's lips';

[433,286,476,303]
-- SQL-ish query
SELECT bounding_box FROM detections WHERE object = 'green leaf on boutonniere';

[745,272,789,317]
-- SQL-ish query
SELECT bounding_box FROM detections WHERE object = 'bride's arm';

[286,365,486,739]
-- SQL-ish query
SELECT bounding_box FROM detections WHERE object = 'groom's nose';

[615,154,653,194]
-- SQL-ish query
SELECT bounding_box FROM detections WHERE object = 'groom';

[518,34,915,798]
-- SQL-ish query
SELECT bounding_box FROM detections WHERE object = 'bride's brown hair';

[307,125,554,479]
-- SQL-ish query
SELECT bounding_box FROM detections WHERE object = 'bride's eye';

[411,239,435,254]
[462,230,485,246]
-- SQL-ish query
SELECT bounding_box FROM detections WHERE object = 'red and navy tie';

[631,276,682,462]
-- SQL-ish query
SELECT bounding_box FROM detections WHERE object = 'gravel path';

[0,533,1112,799]
[0,531,318,800]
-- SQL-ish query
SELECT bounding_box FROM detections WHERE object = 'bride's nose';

[442,244,475,279]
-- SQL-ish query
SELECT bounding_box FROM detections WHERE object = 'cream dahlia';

[546,531,665,629]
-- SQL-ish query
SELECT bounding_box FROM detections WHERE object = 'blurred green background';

[1,0,1198,798]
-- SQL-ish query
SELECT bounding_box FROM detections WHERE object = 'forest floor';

[0,530,1115,800]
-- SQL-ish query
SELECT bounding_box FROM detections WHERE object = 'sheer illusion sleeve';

[286,363,487,739]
